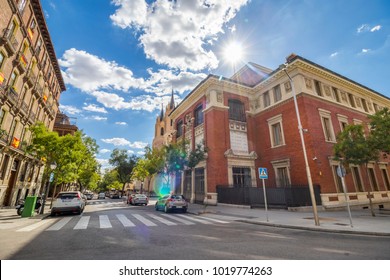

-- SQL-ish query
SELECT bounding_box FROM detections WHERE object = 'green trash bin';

[21,196,37,217]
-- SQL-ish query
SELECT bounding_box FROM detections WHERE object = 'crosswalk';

[15,213,233,232]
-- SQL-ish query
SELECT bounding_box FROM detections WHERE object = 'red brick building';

[168,55,390,209]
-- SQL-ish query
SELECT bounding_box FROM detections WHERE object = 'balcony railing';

[0,130,9,143]
[28,110,36,123]
[16,52,28,73]
[19,99,29,116]
[6,86,19,105]
[25,69,37,87]
[0,28,19,55]
[33,84,43,99]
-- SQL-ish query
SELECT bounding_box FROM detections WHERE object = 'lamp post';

[280,63,320,226]
[39,162,57,215]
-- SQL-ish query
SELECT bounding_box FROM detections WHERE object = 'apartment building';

[0,0,65,206]
[166,54,390,209]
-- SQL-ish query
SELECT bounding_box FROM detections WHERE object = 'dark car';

[155,194,188,213]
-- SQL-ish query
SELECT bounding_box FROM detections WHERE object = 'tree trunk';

[365,165,376,217]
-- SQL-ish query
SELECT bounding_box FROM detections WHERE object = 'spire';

[159,103,164,121]
[169,88,175,109]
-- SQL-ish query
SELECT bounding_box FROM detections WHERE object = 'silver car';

[155,194,188,213]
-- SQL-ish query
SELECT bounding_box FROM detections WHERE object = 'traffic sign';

[258,167,268,179]
[337,165,346,177]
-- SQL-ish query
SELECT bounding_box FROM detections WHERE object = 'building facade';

[53,112,78,136]
[0,0,65,206]
[168,54,390,209]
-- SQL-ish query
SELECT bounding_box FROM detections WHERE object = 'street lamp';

[280,62,320,226]
[39,162,57,215]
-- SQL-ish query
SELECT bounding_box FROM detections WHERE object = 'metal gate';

[194,168,205,203]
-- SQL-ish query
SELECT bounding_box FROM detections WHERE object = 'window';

[9,120,18,138]
[273,85,282,102]
[351,166,364,192]
[0,155,10,180]
[232,167,252,187]
[276,167,290,187]
[18,0,27,13]
[35,38,42,55]
[176,120,183,138]
[194,104,204,126]
[9,71,18,87]
[228,99,246,122]
[348,93,356,108]
[263,91,270,107]
[361,98,369,112]
[319,109,335,142]
[30,19,36,30]
[268,114,285,147]
[0,51,5,70]
[314,80,323,97]
[332,165,343,193]
[332,87,340,102]
[381,168,390,191]
[0,108,6,128]
[373,103,380,113]
[368,167,379,191]
[160,127,164,136]
[337,114,348,131]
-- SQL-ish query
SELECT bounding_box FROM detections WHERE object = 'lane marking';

[16,220,52,232]
[116,214,136,227]
[46,217,73,231]
[74,216,90,230]
[99,215,112,228]
[147,214,177,225]
[132,214,157,226]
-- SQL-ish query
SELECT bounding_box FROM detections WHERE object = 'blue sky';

[40,0,390,170]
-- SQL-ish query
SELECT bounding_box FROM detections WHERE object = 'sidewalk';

[187,203,390,236]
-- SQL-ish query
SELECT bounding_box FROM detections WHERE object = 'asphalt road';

[1,198,390,260]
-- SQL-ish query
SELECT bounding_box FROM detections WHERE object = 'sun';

[223,41,243,64]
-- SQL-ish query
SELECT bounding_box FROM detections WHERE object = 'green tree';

[109,149,138,196]
[334,124,379,216]
[368,107,390,156]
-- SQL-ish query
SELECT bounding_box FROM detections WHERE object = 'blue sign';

[258,168,268,179]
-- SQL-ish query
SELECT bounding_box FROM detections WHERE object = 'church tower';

[152,90,176,149]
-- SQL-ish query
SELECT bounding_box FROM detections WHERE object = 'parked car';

[110,193,120,199]
[155,194,188,213]
[98,192,105,199]
[51,191,86,216]
[130,194,148,206]
[85,193,93,200]
[127,194,135,204]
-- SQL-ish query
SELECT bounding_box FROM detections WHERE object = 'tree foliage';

[368,107,390,156]
[108,149,138,195]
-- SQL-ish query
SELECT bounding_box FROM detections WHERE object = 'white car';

[51,191,86,216]
[98,192,105,199]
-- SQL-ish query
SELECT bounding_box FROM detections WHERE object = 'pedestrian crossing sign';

[258,167,268,179]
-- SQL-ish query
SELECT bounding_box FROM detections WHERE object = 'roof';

[31,0,66,92]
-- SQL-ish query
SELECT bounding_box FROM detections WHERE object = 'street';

[1,198,390,260]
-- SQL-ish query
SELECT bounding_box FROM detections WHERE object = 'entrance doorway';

[4,159,19,206]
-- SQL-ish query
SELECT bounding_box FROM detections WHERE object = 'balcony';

[19,99,29,117]
[0,28,19,56]
[16,52,28,74]
[24,69,37,88]
[0,130,9,144]
[32,84,43,99]
[28,111,36,124]
[6,86,19,106]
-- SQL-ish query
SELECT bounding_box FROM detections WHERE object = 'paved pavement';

[1,200,389,236]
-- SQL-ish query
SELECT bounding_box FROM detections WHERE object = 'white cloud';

[83,103,108,113]
[101,138,148,149]
[99,149,111,154]
[115,122,127,125]
[357,24,369,33]
[137,151,145,156]
[96,158,111,170]
[87,116,108,121]
[90,91,181,112]
[370,25,382,32]
[110,0,249,71]
[59,48,143,92]
[361,48,371,53]
[59,105,81,115]
[330,52,339,58]
[59,49,206,99]
[128,150,135,154]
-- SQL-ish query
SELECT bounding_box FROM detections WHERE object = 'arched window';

[160,127,164,136]
[176,120,183,137]
[228,99,246,122]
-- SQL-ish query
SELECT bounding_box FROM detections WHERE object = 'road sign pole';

[341,176,353,228]
[262,179,269,222]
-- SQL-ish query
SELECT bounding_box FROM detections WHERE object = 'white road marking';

[116,214,136,227]
[46,217,73,231]
[195,215,230,224]
[16,220,52,232]
[161,214,195,225]
[147,214,177,225]
[74,216,90,230]
[132,214,157,226]
[99,215,112,228]
[178,215,212,224]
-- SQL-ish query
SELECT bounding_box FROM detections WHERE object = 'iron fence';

[216,184,322,208]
